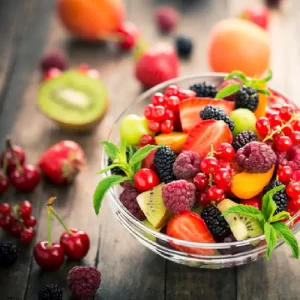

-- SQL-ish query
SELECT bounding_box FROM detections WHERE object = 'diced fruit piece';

[155,132,188,153]
[255,86,268,118]
[183,120,233,158]
[217,199,263,241]
[167,211,216,255]
[143,219,162,242]
[142,150,156,170]
[120,115,153,145]
[229,108,257,137]
[179,97,234,132]
[137,184,172,229]
[231,166,275,199]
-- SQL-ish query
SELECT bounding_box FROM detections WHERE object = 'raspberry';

[154,146,176,183]
[200,105,234,131]
[67,266,101,300]
[235,86,259,112]
[189,82,217,98]
[175,36,193,58]
[162,180,196,214]
[119,188,145,220]
[201,206,231,242]
[173,151,201,179]
[40,51,68,73]
[38,284,63,300]
[236,141,276,173]
[263,180,288,214]
[232,130,257,151]
[155,6,178,32]
[278,147,300,170]
[0,241,18,267]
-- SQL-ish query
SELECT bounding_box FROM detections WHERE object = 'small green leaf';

[127,146,137,161]
[262,69,273,83]
[264,223,278,260]
[215,84,241,99]
[93,175,129,215]
[262,185,284,221]
[128,145,159,168]
[225,71,248,83]
[222,204,265,223]
[270,211,292,223]
[272,222,300,259]
[119,138,127,158]
[101,141,119,160]
[132,161,142,174]
[256,89,271,96]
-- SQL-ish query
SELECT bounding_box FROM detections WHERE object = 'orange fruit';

[208,19,271,77]
[155,132,188,153]
[254,83,268,118]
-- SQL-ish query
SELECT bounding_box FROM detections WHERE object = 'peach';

[57,0,125,41]
[208,19,271,77]
[155,132,188,153]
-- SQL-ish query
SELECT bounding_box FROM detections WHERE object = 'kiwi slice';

[137,184,172,229]
[38,70,108,132]
[217,199,263,241]
[142,220,162,242]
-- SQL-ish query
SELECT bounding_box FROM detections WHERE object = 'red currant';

[282,126,293,137]
[218,160,231,171]
[19,200,32,219]
[151,92,165,106]
[275,136,293,152]
[0,203,11,216]
[200,157,219,174]
[196,192,210,208]
[193,173,209,191]
[10,223,22,237]
[144,104,155,120]
[277,166,293,184]
[152,105,166,121]
[0,171,9,194]
[161,120,174,134]
[23,216,37,227]
[293,120,300,131]
[0,144,26,173]
[292,170,300,182]
[213,168,232,190]
[164,85,179,97]
[148,120,161,133]
[290,131,300,146]
[290,197,300,210]
[0,214,16,229]
[165,109,175,121]
[215,143,235,161]
[269,113,282,128]
[178,89,196,101]
[20,227,35,244]
[207,186,225,202]
[279,105,293,122]
[140,134,155,146]
[133,168,160,192]
[287,182,300,198]
[165,96,180,111]
[256,117,270,138]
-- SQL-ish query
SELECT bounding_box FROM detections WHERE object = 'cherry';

[279,105,293,122]
[178,89,196,102]
[213,168,232,190]
[193,173,209,191]
[290,197,300,210]
[256,117,270,138]
[134,168,160,192]
[19,200,32,219]
[275,136,293,152]
[10,164,40,192]
[290,131,300,146]
[269,113,282,128]
[200,157,219,174]
[20,227,35,244]
[241,196,262,210]
[287,182,300,199]
[165,96,180,111]
[0,171,9,194]
[206,186,225,202]
[148,120,161,133]
[164,85,179,97]
[152,92,165,106]
[215,143,235,162]
[161,120,174,134]
[292,170,300,182]
[0,214,16,229]
[23,215,37,227]
[152,105,166,122]
[10,223,22,237]
[34,241,65,270]
[60,228,90,260]
[0,203,11,216]
[196,192,210,208]
[140,134,155,146]
[277,166,293,184]
[0,143,25,173]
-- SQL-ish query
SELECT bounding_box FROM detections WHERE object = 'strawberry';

[38,141,85,184]
[240,5,269,30]
[167,211,216,255]
[183,120,233,158]
[135,43,179,88]
[241,195,262,210]
[141,149,156,170]
[179,97,234,132]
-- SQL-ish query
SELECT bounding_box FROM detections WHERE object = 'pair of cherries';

[33,197,90,270]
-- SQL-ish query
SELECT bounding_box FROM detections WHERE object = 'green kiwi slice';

[38,70,108,131]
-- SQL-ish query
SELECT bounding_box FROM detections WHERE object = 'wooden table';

[1,0,300,299]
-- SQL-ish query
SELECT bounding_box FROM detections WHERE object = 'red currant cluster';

[0,201,37,244]
[256,104,300,152]
[144,84,195,133]
[0,139,40,194]
[192,143,235,207]
[140,134,156,146]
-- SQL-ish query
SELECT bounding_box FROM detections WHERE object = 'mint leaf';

[101,141,119,160]
[264,223,277,260]
[262,69,273,83]
[215,84,241,99]
[270,211,292,223]
[132,161,142,174]
[262,185,284,222]
[129,145,159,168]
[256,89,271,96]
[272,222,300,259]
[97,163,125,175]
[93,175,129,214]
[225,71,248,83]
[222,204,265,223]
[119,138,127,159]
[127,146,137,161]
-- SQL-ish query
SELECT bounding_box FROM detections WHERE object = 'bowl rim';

[102,72,300,250]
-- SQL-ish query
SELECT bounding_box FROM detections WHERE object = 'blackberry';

[235,86,259,112]
[175,36,193,58]
[189,82,217,98]
[0,241,18,267]
[263,180,288,214]
[154,146,176,183]
[200,105,234,131]
[232,130,257,151]
[201,206,231,242]
[38,284,63,300]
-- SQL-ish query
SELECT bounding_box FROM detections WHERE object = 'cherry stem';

[6,137,23,173]
[49,207,72,236]
[1,149,8,175]
[47,206,52,248]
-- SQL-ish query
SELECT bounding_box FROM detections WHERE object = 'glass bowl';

[102,73,300,269]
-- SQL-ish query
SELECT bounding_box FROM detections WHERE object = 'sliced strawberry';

[183,120,233,158]
[179,97,235,132]
[167,211,216,255]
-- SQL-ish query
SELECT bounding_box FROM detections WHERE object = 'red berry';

[19,200,32,219]
[218,160,232,171]
[165,96,180,111]
[161,120,174,134]
[43,68,61,81]
[213,168,232,190]
[200,157,219,174]
[152,92,165,106]
[0,214,16,229]
[140,134,155,146]
[277,166,293,184]
[60,228,90,260]
[215,143,235,161]
[0,171,10,194]
[34,241,65,270]
[148,120,161,133]
[10,223,22,237]
[275,136,293,152]
[164,85,179,97]
[256,117,270,138]
[290,197,300,210]
[279,105,293,122]
[241,196,261,210]
[206,186,225,202]
[282,126,293,137]
[152,105,166,121]
[133,168,160,192]
[269,113,282,128]
[165,109,175,121]
[144,104,155,120]
[177,89,196,102]
[23,216,37,228]
[292,170,300,182]
[0,145,26,173]
[287,182,300,198]
[20,227,35,244]
[117,22,139,51]
[293,120,300,131]
[290,131,300,146]
[0,203,11,216]
[196,192,210,208]
[193,173,209,191]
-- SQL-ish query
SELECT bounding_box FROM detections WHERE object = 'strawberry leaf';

[264,222,277,260]
[101,141,119,160]
[215,84,241,99]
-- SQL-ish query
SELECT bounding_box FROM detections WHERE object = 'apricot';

[208,19,271,77]
[155,132,188,153]
[57,0,125,41]
[231,166,274,199]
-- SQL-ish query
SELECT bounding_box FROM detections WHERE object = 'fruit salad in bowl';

[94,71,300,268]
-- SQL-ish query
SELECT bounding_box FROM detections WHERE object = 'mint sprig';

[222,185,300,260]
[93,140,160,215]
